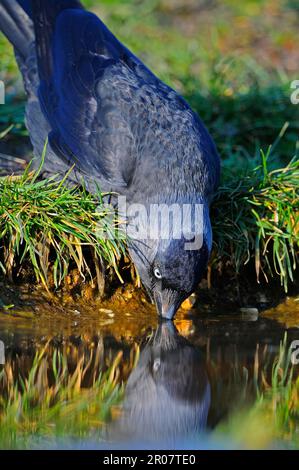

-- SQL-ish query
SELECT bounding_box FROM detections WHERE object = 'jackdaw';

[0,0,220,319]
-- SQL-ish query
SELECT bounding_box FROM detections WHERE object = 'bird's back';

[0,0,220,201]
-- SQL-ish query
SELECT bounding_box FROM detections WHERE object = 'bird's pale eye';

[154,267,162,279]
[152,358,161,372]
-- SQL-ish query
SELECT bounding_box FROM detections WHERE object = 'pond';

[0,285,299,450]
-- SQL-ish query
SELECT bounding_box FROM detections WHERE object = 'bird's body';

[0,0,220,319]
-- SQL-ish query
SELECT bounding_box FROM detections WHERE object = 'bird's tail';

[0,0,83,64]
[30,0,84,82]
[0,0,34,61]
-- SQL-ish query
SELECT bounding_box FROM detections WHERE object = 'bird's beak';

[154,290,181,321]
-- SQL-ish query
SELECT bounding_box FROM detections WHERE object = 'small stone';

[240,307,259,315]
[240,307,259,321]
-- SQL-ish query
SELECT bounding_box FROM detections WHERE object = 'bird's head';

[127,202,211,320]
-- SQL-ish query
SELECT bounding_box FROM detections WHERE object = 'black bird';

[0,0,220,320]
[109,322,210,447]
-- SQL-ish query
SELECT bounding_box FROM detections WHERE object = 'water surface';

[0,289,299,449]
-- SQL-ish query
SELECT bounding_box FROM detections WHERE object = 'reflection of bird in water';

[0,0,220,321]
[110,322,210,447]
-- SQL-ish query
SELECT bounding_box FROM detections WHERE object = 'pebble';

[240,307,259,321]
[240,307,259,315]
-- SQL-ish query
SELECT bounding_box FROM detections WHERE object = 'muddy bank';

[0,275,298,349]
[1,265,297,325]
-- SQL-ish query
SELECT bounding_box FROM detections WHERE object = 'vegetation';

[0,150,127,291]
[0,333,298,449]
[0,341,125,449]
[213,146,299,291]
[216,334,299,449]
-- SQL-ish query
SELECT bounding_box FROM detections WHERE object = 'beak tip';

[154,291,181,321]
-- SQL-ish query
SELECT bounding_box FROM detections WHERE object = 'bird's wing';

[34,7,158,188]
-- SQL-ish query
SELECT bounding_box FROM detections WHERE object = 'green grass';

[0,342,125,449]
[0,149,127,291]
[213,144,299,291]
[215,334,299,449]
[260,338,299,447]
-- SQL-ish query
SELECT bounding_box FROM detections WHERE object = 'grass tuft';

[213,147,299,291]
[215,334,299,449]
[0,155,127,290]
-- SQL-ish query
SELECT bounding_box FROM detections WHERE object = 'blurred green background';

[0,0,298,172]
